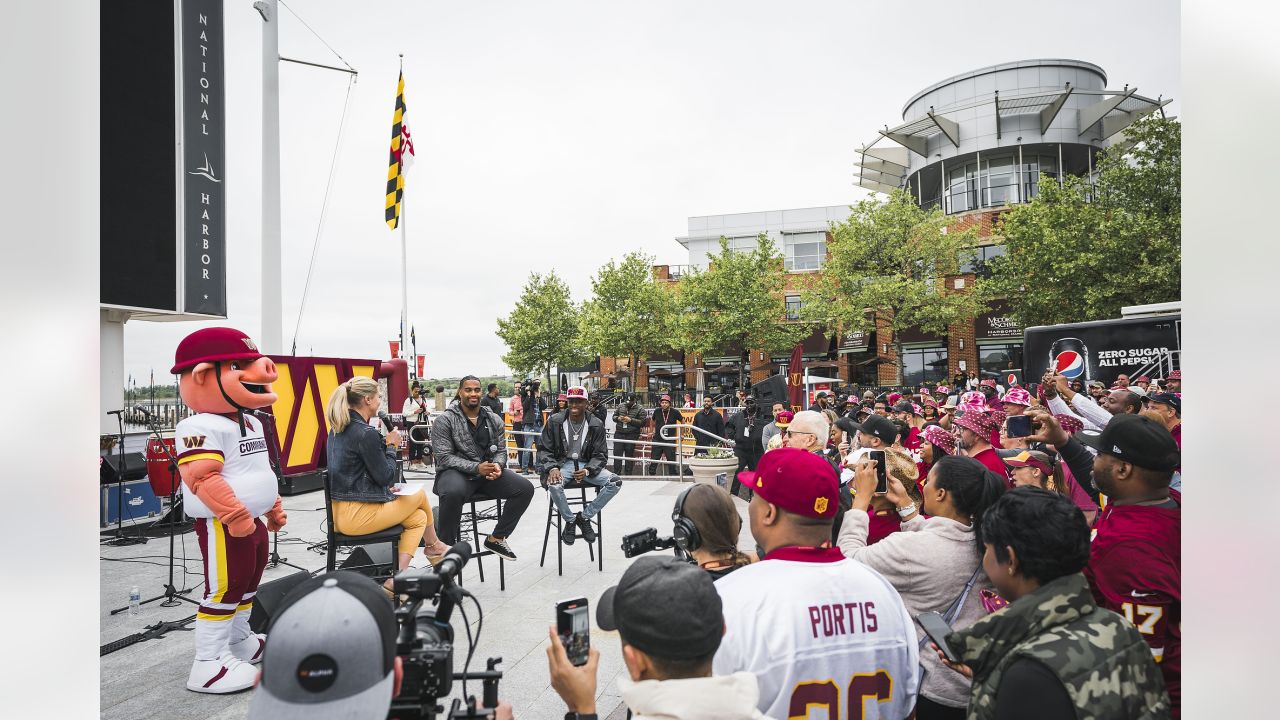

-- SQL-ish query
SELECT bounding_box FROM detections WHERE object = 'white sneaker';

[186,653,257,694]
[229,632,266,664]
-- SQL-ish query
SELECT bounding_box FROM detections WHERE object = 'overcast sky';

[120,0,1180,384]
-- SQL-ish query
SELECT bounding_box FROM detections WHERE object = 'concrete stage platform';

[100,472,752,720]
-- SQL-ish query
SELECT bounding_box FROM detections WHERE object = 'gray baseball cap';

[247,571,397,720]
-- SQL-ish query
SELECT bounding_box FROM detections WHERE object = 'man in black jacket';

[431,376,535,560]
[612,394,646,475]
[649,394,681,476]
[536,386,622,545]
[690,396,726,456]
[481,382,505,416]
[725,396,766,498]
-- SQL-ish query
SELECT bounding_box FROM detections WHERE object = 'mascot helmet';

[171,327,264,374]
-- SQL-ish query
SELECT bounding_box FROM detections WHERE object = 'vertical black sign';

[181,0,226,316]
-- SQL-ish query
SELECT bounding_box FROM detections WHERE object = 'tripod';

[256,410,307,572]
[103,409,147,547]
[111,414,198,615]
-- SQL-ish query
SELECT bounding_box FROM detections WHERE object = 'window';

[726,235,758,253]
[785,295,802,321]
[784,232,827,271]
[1022,155,1057,202]
[900,346,948,387]
[979,343,1023,379]
[960,244,1007,276]
[984,156,1017,207]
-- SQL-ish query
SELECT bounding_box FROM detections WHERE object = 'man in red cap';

[649,394,681,476]
[1165,369,1181,394]
[713,448,918,720]
[170,327,287,693]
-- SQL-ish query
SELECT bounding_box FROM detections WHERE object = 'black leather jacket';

[326,410,398,502]
[536,412,608,481]
[431,403,508,476]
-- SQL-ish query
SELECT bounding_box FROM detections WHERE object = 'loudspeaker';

[101,453,148,484]
[751,374,788,406]
[249,570,313,633]
[340,544,397,579]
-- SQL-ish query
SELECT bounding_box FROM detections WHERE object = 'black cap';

[1076,414,1180,471]
[892,400,915,414]
[596,556,723,659]
[1148,392,1181,414]
[852,414,898,445]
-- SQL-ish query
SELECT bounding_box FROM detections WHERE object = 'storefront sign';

[839,330,869,353]
[981,315,1023,340]
[181,0,226,316]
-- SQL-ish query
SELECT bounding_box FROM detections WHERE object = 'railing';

[1128,349,1181,386]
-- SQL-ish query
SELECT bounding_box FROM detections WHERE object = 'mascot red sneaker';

[171,327,287,694]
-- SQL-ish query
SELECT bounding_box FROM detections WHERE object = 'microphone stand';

[256,410,308,573]
[110,411,197,615]
[103,409,147,546]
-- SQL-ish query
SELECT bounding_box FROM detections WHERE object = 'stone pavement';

[100,471,752,720]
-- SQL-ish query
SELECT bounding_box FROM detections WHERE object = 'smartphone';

[917,611,961,664]
[867,450,888,494]
[556,597,590,667]
[1006,415,1033,438]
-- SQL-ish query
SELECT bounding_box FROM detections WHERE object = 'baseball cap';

[737,447,839,519]
[248,571,397,720]
[1168,370,1181,381]
[171,327,265,374]
[892,400,914,414]
[774,410,795,427]
[980,378,998,389]
[660,394,672,402]
[597,556,723,659]
[815,390,829,399]
[565,386,589,402]
[1075,414,1180,471]
[852,414,898,445]
[1127,385,1149,398]
[1148,392,1181,414]
[1004,450,1055,477]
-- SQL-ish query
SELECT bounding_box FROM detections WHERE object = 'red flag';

[417,356,426,377]
[389,340,400,359]
[786,343,804,410]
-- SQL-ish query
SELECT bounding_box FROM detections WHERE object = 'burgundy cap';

[660,394,672,402]
[557,393,568,401]
[980,378,998,388]
[1168,370,1181,380]
[1135,375,1151,383]
[774,410,795,427]
[737,448,839,519]
[171,327,264,374]
[887,392,903,405]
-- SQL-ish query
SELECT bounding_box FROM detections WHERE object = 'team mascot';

[171,327,286,693]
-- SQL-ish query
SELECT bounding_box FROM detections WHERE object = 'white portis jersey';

[714,547,919,720]
[174,413,279,520]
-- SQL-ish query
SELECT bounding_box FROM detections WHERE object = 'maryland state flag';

[385,71,415,229]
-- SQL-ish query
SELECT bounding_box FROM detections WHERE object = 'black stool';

[436,490,507,591]
[539,481,604,576]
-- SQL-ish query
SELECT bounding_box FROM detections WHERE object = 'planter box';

[687,455,738,485]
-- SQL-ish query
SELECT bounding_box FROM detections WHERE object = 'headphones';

[671,485,702,553]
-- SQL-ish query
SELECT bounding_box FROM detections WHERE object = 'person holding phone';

[844,414,924,545]
[952,407,1011,485]
[547,556,770,720]
[933,488,1170,719]
[325,379,451,595]
[839,455,1006,719]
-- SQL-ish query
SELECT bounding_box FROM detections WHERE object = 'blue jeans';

[548,460,620,520]
[518,422,538,470]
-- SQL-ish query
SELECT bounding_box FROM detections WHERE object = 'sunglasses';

[782,429,813,438]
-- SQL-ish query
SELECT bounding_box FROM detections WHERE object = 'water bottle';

[129,586,141,617]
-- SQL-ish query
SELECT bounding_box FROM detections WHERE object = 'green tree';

[800,189,984,384]
[676,235,810,390]
[578,252,677,392]
[984,115,1181,326]
[495,272,591,387]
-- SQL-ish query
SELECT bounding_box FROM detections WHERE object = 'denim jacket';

[327,410,398,502]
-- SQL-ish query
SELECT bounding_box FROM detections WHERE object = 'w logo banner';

[182,435,207,449]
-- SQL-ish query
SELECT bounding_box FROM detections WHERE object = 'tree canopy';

[578,251,677,388]
[800,190,984,382]
[984,115,1181,325]
[495,271,590,385]
[676,235,809,387]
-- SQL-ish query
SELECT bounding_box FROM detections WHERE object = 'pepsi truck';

[1022,302,1181,388]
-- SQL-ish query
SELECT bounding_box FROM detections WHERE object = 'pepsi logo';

[1054,351,1085,378]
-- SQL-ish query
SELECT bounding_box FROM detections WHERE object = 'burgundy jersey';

[1085,491,1181,717]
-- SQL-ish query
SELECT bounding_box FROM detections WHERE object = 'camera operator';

[612,394,647,476]
[546,556,769,720]
[515,380,546,474]
[536,386,622,547]
[431,376,535,561]
[403,383,431,471]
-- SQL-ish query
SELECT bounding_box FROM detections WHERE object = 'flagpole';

[398,54,408,363]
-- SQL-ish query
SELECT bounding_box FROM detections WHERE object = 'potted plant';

[687,443,738,485]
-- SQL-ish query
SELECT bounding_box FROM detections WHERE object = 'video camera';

[620,527,682,559]
[389,542,504,720]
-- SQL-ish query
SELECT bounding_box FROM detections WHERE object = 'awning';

[703,363,740,374]
[806,359,841,369]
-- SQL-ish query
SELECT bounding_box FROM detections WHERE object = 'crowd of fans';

[252,368,1181,720]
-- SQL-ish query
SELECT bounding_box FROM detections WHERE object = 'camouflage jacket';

[948,572,1170,720]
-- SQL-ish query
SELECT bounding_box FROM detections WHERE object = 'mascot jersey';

[176,413,278,519]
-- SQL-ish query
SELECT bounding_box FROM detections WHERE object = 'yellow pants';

[333,491,435,556]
